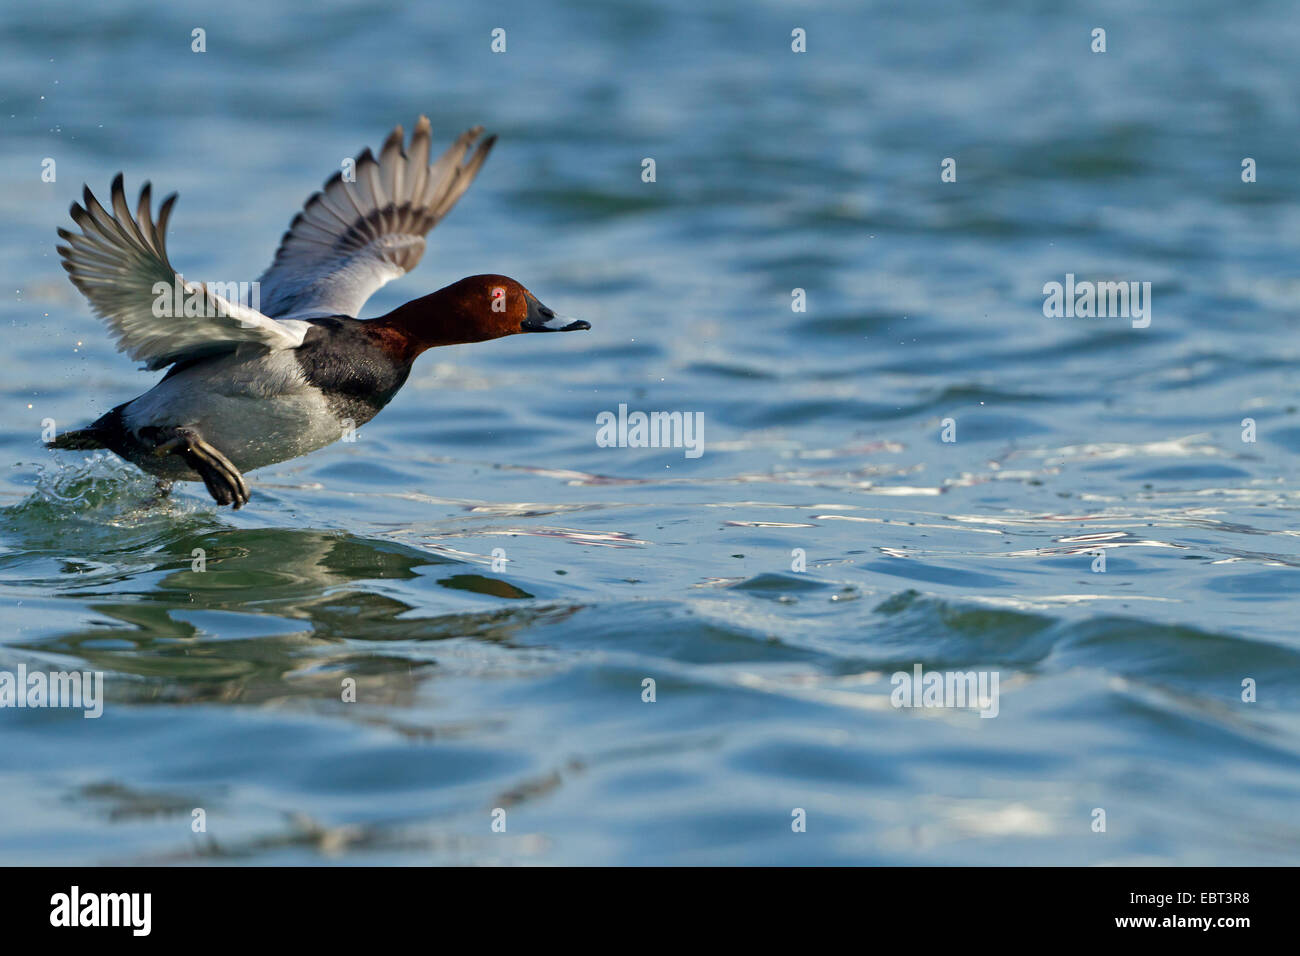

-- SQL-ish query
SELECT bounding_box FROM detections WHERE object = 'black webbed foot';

[153,427,250,509]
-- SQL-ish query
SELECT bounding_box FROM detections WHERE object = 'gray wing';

[255,117,496,319]
[57,175,311,371]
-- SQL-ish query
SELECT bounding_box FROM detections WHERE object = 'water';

[2,0,1299,864]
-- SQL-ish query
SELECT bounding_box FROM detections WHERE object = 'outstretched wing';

[255,117,496,319]
[58,174,311,371]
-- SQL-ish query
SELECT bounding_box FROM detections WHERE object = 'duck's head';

[445,273,590,340]
[376,274,589,358]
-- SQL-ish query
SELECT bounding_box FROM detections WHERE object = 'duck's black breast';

[294,317,414,425]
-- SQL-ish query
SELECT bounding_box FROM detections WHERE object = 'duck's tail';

[46,427,106,450]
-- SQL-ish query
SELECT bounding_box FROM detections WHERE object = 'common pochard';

[48,116,589,508]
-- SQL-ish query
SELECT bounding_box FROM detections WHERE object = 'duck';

[46,116,589,509]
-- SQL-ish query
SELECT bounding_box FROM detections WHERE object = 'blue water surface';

[1,0,1298,864]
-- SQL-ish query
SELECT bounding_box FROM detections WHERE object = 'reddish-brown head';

[373,274,589,360]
